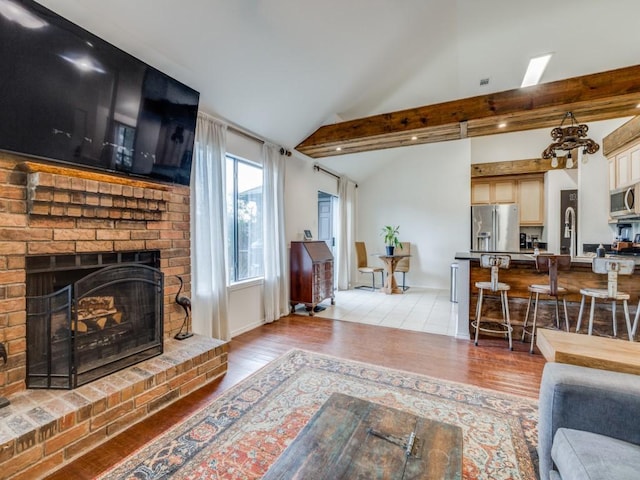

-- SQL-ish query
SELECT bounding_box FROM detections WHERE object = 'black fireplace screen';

[27,263,163,389]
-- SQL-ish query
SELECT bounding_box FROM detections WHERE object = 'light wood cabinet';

[517,176,544,225]
[471,174,544,226]
[470,181,491,204]
[493,180,517,203]
[471,179,517,205]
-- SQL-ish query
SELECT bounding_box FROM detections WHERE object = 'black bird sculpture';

[174,275,193,340]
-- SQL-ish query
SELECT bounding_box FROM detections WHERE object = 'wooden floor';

[45,314,545,480]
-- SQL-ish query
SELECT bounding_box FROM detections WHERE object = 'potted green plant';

[381,225,402,255]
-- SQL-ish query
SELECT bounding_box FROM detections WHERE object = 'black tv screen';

[0,0,199,186]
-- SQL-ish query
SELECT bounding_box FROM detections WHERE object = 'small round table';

[375,254,411,294]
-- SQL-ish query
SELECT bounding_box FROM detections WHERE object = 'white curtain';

[191,114,230,340]
[337,176,357,290]
[262,143,289,323]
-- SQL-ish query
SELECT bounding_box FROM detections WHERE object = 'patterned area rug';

[98,350,539,480]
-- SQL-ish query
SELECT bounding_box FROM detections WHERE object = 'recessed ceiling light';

[411,136,418,141]
[498,123,507,128]
[335,147,342,151]
[521,53,553,88]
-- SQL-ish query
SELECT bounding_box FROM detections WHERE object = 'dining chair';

[394,241,410,291]
[354,242,384,291]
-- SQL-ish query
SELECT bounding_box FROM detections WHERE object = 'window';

[226,154,263,283]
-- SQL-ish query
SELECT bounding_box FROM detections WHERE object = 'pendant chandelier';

[542,112,600,168]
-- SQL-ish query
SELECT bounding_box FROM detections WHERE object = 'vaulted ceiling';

[37,0,640,180]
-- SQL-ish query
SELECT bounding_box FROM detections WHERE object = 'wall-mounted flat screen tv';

[0,0,199,186]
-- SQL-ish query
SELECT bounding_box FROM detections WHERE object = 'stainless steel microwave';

[610,183,640,218]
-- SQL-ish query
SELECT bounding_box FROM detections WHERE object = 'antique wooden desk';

[263,393,462,480]
[537,328,640,375]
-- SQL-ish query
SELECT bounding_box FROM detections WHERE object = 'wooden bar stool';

[473,254,513,350]
[576,257,635,341]
[521,254,571,353]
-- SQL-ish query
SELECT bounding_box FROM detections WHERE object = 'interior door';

[317,191,334,250]
[318,191,337,286]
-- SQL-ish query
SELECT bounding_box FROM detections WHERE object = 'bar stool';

[576,257,635,341]
[521,254,571,353]
[473,254,513,350]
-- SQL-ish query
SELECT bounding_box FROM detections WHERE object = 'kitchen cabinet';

[471,179,517,205]
[470,181,491,204]
[616,150,631,187]
[471,175,543,225]
[609,158,616,190]
[607,140,640,189]
[289,241,334,315]
[517,176,544,225]
[631,145,640,183]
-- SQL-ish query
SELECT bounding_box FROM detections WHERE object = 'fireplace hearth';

[26,251,163,389]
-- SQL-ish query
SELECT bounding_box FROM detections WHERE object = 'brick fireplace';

[0,152,229,479]
[0,152,193,397]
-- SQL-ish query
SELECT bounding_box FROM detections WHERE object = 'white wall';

[357,140,471,289]
[471,128,551,163]
[284,155,338,242]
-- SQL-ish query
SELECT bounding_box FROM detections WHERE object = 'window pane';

[226,157,235,283]
[236,161,263,280]
[225,155,263,283]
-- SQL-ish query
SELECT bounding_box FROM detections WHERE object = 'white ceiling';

[36,0,640,181]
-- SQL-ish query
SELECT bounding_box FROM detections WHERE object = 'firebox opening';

[26,251,163,389]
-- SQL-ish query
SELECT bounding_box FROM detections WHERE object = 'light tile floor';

[295,287,459,337]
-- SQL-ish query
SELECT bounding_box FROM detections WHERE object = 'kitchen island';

[453,252,640,341]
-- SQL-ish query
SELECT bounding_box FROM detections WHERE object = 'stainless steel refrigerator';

[471,204,520,252]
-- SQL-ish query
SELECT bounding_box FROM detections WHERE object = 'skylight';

[521,54,553,88]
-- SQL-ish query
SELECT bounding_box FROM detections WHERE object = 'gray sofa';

[538,362,640,480]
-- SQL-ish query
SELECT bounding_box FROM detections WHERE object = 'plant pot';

[386,246,395,256]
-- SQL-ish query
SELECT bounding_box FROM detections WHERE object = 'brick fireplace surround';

[0,152,229,479]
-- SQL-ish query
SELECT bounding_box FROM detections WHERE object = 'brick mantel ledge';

[0,334,228,480]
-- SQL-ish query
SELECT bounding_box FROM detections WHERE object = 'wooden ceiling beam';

[471,156,575,178]
[296,64,640,158]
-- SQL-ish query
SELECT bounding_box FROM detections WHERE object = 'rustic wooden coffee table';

[263,392,462,480]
